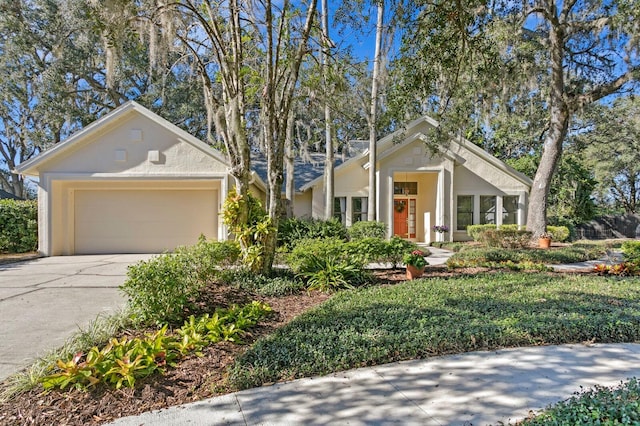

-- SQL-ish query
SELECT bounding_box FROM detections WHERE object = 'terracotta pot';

[406,264,425,280]
[539,237,552,249]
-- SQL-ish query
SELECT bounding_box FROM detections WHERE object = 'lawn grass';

[228,272,640,390]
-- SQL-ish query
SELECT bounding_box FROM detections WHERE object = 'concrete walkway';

[0,254,152,381]
[108,343,640,426]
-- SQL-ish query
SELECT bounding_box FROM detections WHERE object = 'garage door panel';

[74,189,217,254]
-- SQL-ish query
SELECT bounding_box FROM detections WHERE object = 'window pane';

[502,196,518,225]
[480,196,496,225]
[333,197,346,224]
[393,182,418,195]
[352,197,368,223]
[456,195,473,231]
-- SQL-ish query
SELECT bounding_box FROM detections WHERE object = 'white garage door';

[74,189,217,254]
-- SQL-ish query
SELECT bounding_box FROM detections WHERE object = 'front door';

[393,198,417,239]
[393,199,408,237]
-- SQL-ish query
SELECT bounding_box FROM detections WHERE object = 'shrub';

[305,255,370,292]
[0,199,37,253]
[278,217,347,250]
[347,221,386,240]
[346,237,394,265]
[386,236,422,267]
[120,239,240,325]
[479,229,532,249]
[622,241,640,264]
[466,224,520,242]
[547,225,570,242]
[286,238,357,274]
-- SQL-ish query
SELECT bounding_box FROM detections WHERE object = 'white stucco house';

[17,101,532,256]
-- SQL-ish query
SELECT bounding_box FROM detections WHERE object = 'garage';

[73,188,217,254]
[14,102,256,256]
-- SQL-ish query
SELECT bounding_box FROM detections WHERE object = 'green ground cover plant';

[521,377,640,425]
[228,272,640,389]
[447,243,606,269]
[219,269,306,296]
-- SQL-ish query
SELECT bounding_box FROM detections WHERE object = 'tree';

[148,0,317,272]
[392,0,639,236]
[580,98,640,214]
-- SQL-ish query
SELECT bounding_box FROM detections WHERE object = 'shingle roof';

[251,142,366,193]
[0,189,23,200]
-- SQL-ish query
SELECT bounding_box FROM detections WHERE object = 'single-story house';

[17,101,532,256]
[301,116,533,244]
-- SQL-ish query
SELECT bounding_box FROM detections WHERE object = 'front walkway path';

[108,343,640,426]
[0,254,152,381]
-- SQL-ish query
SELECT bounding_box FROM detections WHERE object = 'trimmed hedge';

[277,218,347,250]
[467,224,570,243]
[0,199,38,253]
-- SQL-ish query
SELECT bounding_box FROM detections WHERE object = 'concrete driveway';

[0,254,153,382]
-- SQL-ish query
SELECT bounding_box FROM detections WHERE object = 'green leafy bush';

[480,229,532,249]
[346,237,395,265]
[385,236,422,267]
[304,255,370,292]
[286,238,357,274]
[523,378,640,425]
[277,217,347,250]
[42,302,271,391]
[0,199,37,253]
[347,221,386,240]
[547,225,570,242]
[120,239,240,324]
[622,241,640,264]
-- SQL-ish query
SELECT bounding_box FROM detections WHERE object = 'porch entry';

[391,172,439,242]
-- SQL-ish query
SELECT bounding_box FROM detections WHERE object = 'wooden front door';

[393,199,408,237]
[393,198,416,239]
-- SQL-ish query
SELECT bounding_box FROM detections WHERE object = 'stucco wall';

[42,114,228,175]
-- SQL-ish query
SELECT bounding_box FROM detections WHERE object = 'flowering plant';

[403,250,427,268]
[432,225,449,233]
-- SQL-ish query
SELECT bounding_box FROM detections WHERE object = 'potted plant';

[432,225,449,234]
[538,231,553,249]
[403,249,428,279]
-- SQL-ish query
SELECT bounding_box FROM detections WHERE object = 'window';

[457,195,473,231]
[480,196,496,225]
[502,196,518,225]
[333,197,346,224]
[352,197,368,223]
[393,182,418,195]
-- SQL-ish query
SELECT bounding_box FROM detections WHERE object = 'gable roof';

[300,115,533,191]
[16,101,230,176]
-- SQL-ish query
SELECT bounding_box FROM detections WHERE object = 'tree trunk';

[527,19,568,237]
[321,0,334,220]
[284,110,295,218]
[367,2,384,222]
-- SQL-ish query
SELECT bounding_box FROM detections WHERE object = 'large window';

[333,197,346,224]
[352,197,368,223]
[502,196,518,225]
[480,196,496,225]
[457,195,473,231]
